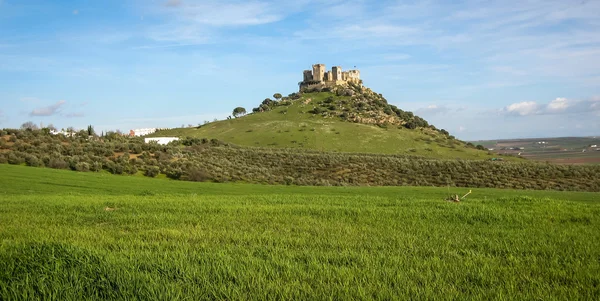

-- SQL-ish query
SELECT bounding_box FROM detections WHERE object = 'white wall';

[144,137,179,145]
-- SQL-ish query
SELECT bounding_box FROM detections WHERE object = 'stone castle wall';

[299,63,361,91]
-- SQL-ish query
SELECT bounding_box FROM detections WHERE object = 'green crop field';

[1,164,599,300]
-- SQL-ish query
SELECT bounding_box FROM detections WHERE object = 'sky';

[0,0,599,140]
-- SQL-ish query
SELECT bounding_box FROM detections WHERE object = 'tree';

[87,125,95,136]
[273,93,282,101]
[21,121,39,131]
[232,107,247,118]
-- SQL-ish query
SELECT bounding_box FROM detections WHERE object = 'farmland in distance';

[473,136,600,164]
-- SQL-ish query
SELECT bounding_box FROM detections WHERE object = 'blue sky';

[1,0,599,140]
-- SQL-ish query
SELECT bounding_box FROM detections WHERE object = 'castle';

[299,64,361,91]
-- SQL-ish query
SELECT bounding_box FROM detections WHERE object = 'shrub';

[24,154,41,167]
[75,162,90,172]
[91,161,102,172]
[104,161,124,175]
[186,167,209,182]
[166,168,183,180]
[7,153,23,165]
[144,166,160,177]
[309,107,324,114]
[46,158,67,169]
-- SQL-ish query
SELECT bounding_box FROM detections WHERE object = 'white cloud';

[141,0,288,45]
[165,0,181,7]
[504,101,541,116]
[65,112,85,118]
[30,100,66,116]
[503,97,600,116]
[159,1,282,27]
[382,53,411,61]
[546,97,569,113]
[415,104,452,115]
[20,97,40,103]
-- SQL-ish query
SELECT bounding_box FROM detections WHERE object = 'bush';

[128,165,139,175]
[166,168,183,180]
[7,153,24,165]
[49,158,69,170]
[91,161,102,172]
[105,161,124,175]
[309,107,324,114]
[186,167,209,182]
[75,162,90,172]
[25,154,41,167]
[144,166,160,177]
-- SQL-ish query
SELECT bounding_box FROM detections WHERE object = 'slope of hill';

[154,85,493,160]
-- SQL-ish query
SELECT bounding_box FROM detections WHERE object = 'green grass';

[152,93,496,160]
[1,164,599,300]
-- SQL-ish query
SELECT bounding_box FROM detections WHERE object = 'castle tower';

[312,64,325,82]
[332,66,342,81]
[347,69,360,82]
[324,71,333,82]
[303,70,313,82]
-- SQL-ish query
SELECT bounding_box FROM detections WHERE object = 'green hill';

[154,84,493,160]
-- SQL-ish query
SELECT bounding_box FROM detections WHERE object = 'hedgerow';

[1,129,599,191]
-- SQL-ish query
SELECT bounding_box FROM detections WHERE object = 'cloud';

[503,97,600,116]
[503,101,541,116]
[72,9,79,15]
[382,53,411,61]
[65,112,85,118]
[159,1,282,27]
[165,0,181,7]
[415,104,452,115]
[140,0,295,46]
[20,97,40,103]
[29,100,66,116]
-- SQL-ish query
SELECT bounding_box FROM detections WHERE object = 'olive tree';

[232,107,247,118]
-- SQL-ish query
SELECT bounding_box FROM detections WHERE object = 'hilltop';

[154,82,493,160]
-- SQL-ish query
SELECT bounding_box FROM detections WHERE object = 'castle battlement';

[299,64,361,91]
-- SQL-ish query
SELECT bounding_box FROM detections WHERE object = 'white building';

[144,137,179,145]
[130,128,157,137]
[49,130,75,137]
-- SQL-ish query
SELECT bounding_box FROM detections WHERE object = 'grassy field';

[151,92,494,160]
[1,164,599,300]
